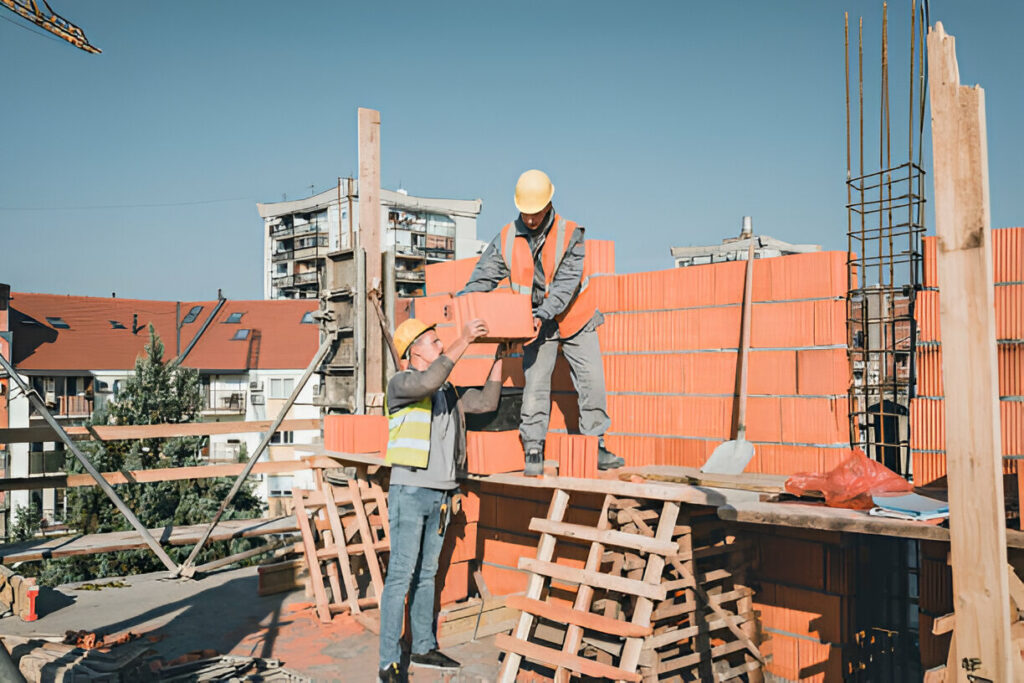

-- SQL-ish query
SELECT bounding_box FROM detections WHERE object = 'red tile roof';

[10,293,317,372]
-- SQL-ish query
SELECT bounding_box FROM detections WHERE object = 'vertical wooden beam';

[928,21,1014,682]
[358,107,384,413]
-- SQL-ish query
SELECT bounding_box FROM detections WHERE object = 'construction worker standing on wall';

[457,169,624,476]
[378,317,505,683]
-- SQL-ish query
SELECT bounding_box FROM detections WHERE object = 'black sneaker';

[597,442,625,470]
[410,649,461,670]
[378,662,405,682]
[524,448,544,477]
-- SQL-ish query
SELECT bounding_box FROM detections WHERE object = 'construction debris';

[0,566,39,622]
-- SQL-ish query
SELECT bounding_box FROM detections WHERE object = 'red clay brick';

[450,291,534,341]
[323,414,388,454]
[466,431,523,475]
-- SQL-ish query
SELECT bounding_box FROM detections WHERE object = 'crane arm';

[1,0,101,53]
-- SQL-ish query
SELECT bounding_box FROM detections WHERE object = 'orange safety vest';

[498,213,598,338]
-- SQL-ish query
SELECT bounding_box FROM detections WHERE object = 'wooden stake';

[358,107,383,413]
[928,21,1014,683]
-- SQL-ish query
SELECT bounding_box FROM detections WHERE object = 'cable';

[0,196,253,211]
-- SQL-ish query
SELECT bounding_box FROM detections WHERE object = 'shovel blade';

[701,439,756,475]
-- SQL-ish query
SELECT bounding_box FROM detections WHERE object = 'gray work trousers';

[520,313,611,451]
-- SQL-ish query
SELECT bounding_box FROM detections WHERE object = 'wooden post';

[358,107,383,413]
[928,22,1014,682]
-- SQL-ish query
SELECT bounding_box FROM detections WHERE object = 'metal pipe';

[0,354,177,572]
[174,298,227,366]
[173,331,337,578]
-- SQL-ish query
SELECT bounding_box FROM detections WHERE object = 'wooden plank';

[323,484,363,614]
[494,633,642,683]
[932,612,955,636]
[668,557,762,662]
[618,466,789,495]
[347,479,385,600]
[518,557,666,601]
[651,587,752,622]
[0,515,298,563]
[644,611,755,649]
[0,418,320,444]
[555,494,614,683]
[929,21,1014,683]
[505,595,652,639]
[358,106,383,410]
[656,639,748,675]
[498,488,570,683]
[620,501,680,673]
[529,518,679,556]
[294,493,331,623]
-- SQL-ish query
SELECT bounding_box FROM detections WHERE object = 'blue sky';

[1,1,1021,300]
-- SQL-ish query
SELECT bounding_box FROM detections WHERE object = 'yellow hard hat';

[514,169,555,214]
[394,318,436,359]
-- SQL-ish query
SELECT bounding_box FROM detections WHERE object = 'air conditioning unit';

[249,380,263,391]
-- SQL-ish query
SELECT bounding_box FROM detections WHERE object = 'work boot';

[410,649,461,670]
[524,447,544,477]
[378,662,405,682]
[597,440,625,471]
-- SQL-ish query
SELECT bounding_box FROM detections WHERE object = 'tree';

[37,326,265,586]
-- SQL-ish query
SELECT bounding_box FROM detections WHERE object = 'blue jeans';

[378,484,451,669]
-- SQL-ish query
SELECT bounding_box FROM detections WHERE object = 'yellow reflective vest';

[385,396,432,468]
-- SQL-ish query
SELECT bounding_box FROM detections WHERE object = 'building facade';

[0,289,323,536]
[258,180,484,300]
[670,217,822,267]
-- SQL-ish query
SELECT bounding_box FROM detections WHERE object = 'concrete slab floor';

[0,566,504,682]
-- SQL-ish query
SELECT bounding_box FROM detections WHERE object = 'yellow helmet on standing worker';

[393,318,436,359]
[514,169,555,214]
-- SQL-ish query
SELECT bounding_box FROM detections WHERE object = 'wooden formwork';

[495,488,763,682]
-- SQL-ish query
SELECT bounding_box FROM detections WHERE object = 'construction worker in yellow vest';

[378,316,505,682]
[458,169,624,476]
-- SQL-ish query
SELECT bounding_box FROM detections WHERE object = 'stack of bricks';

[911,227,1024,485]
[749,527,856,681]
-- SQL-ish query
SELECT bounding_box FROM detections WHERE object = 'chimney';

[132,313,141,335]
[740,216,753,239]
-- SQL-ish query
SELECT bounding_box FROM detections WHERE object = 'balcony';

[203,388,247,415]
[272,249,294,262]
[270,224,295,238]
[56,395,93,418]
[272,272,319,289]
[395,269,426,283]
[207,441,243,462]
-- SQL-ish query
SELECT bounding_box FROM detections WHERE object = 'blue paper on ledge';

[869,493,950,521]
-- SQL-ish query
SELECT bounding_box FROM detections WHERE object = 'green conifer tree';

[38,326,264,585]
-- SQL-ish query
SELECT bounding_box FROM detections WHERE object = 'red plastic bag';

[784,449,912,510]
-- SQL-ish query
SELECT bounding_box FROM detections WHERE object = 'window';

[46,317,69,329]
[225,312,244,324]
[301,311,316,324]
[270,431,294,444]
[109,320,126,330]
[231,329,250,341]
[182,305,203,324]
[267,475,293,497]
[269,377,294,398]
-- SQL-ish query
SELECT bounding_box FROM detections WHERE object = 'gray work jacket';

[457,208,586,322]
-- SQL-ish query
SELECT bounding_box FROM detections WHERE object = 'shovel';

[701,241,757,474]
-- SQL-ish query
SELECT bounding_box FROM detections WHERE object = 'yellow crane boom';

[1,0,100,53]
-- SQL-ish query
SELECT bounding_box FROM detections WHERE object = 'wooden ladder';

[496,490,763,682]
[293,465,390,623]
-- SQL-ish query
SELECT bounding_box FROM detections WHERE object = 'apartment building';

[257,180,484,299]
[0,288,322,535]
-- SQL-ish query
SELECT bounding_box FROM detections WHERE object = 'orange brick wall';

[911,228,1024,484]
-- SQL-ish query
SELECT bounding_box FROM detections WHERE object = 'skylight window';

[301,311,316,324]
[182,305,203,324]
[110,320,126,330]
[46,317,69,329]
[225,312,244,324]
[232,329,251,341]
